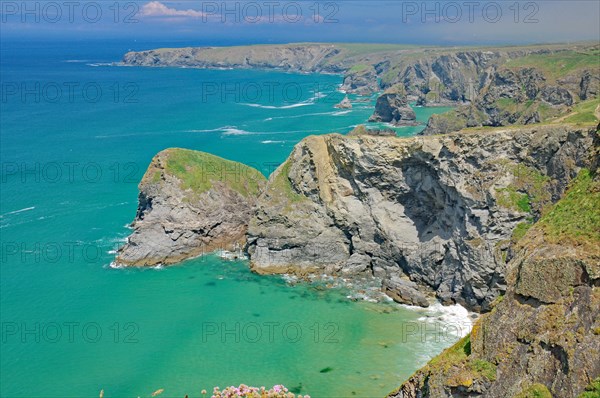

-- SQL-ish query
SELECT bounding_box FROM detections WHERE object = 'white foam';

[242,102,313,109]
[332,110,352,116]
[261,140,285,144]
[0,207,35,218]
[404,301,475,338]
[221,128,254,136]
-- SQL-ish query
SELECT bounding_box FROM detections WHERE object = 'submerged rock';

[116,148,266,267]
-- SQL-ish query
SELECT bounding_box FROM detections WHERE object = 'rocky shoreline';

[117,42,600,397]
[122,42,599,127]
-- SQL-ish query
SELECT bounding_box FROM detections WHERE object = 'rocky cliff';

[246,124,598,311]
[390,158,600,398]
[122,43,599,132]
[368,84,418,126]
[116,148,266,266]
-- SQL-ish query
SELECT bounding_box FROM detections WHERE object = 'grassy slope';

[534,168,600,251]
[151,148,266,197]
[505,48,600,82]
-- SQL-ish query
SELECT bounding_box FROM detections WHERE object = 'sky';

[1,0,599,45]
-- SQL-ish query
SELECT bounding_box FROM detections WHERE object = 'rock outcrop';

[334,96,352,109]
[422,64,600,135]
[340,64,379,95]
[122,43,598,131]
[246,124,598,310]
[368,85,418,126]
[116,148,266,266]
[390,163,600,398]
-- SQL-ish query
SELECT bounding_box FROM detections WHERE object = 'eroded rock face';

[116,148,266,267]
[340,65,379,95]
[391,167,600,397]
[368,85,418,126]
[246,125,597,310]
[422,66,598,135]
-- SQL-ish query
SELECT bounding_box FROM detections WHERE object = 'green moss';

[579,378,600,398]
[161,148,266,198]
[515,383,553,398]
[536,169,600,248]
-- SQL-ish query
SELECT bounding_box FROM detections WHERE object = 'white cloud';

[139,1,206,18]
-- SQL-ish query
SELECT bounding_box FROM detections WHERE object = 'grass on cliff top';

[562,98,600,124]
[159,148,266,197]
[348,64,371,73]
[535,168,600,248]
[505,49,600,81]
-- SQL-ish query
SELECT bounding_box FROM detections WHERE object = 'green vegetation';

[348,64,371,73]
[512,221,534,243]
[563,98,600,124]
[536,168,600,249]
[514,383,553,398]
[427,110,468,134]
[427,334,472,369]
[269,160,306,203]
[496,164,551,214]
[506,49,600,81]
[419,333,497,388]
[469,359,497,382]
[497,187,531,213]
[579,378,600,398]
[160,148,266,197]
[334,43,419,56]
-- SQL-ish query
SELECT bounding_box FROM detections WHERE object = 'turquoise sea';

[0,40,463,398]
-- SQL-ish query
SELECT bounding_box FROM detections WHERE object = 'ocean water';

[0,40,462,398]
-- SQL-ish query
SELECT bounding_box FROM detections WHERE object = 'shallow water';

[0,40,461,398]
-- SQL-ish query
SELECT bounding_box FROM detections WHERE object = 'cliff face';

[422,63,599,135]
[246,124,597,311]
[368,84,418,126]
[122,43,598,129]
[391,163,600,398]
[123,44,348,73]
[116,148,266,267]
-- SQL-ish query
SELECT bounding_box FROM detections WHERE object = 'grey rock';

[383,277,429,307]
[369,85,418,126]
[334,96,352,109]
[116,148,266,267]
[247,125,597,310]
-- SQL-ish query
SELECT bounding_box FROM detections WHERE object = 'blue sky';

[1,1,599,45]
